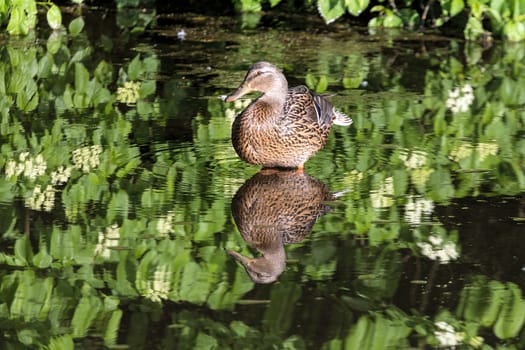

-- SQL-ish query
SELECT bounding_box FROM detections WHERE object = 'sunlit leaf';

[318,0,346,24]
[503,20,525,41]
[47,4,62,30]
[345,0,369,16]
[450,0,464,16]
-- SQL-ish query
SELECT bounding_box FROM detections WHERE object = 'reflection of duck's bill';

[227,249,252,265]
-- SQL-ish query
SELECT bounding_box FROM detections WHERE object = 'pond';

[0,8,524,350]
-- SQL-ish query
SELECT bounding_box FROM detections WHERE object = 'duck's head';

[227,248,286,284]
[225,61,288,102]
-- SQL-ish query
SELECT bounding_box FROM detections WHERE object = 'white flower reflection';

[370,177,394,208]
[94,224,120,259]
[446,84,474,114]
[405,196,434,225]
[434,321,464,347]
[399,150,427,169]
[156,211,175,236]
[140,264,173,303]
[26,184,56,212]
[417,234,459,264]
[72,145,102,173]
[5,152,47,181]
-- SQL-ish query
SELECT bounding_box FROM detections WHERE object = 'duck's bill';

[225,84,250,102]
[227,249,252,266]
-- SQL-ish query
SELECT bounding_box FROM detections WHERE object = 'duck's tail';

[333,109,353,126]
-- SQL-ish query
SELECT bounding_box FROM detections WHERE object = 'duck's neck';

[259,77,288,111]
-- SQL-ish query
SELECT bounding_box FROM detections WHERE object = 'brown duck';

[228,169,346,283]
[225,61,352,170]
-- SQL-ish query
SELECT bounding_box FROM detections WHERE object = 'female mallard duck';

[225,61,352,170]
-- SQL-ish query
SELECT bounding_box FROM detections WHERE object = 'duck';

[228,169,346,283]
[225,61,352,170]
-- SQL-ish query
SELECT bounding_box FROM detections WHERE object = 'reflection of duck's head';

[229,169,339,283]
[227,245,285,284]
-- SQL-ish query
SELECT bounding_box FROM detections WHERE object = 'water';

[0,9,524,350]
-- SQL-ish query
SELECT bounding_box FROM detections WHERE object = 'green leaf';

[14,236,33,266]
[33,251,53,268]
[139,80,156,97]
[318,0,346,24]
[7,7,28,35]
[194,332,218,350]
[47,4,62,30]
[127,54,142,80]
[104,310,123,346]
[107,190,129,222]
[68,16,85,35]
[317,75,328,93]
[503,20,525,41]
[464,16,484,40]
[72,296,102,337]
[345,0,369,16]
[305,73,317,90]
[450,0,464,17]
[383,13,403,27]
[74,63,90,93]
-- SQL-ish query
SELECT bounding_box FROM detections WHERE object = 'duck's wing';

[287,86,352,127]
[285,86,329,126]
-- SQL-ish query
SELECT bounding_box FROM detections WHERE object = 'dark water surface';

[0,9,524,350]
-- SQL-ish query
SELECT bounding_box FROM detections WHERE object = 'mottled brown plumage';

[228,169,341,284]
[225,61,352,169]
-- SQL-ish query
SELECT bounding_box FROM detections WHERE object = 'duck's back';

[232,86,336,168]
[285,86,335,128]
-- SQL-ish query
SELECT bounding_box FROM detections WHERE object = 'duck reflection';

[228,169,342,284]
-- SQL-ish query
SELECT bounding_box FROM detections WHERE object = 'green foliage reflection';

[0,18,524,350]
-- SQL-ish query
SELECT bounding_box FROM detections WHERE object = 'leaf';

[318,0,346,24]
[127,54,142,80]
[107,190,129,222]
[71,296,102,337]
[104,310,123,346]
[47,4,62,30]
[38,53,53,78]
[345,0,369,16]
[49,335,74,350]
[138,80,156,97]
[68,16,85,35]
[194,332,218,350]
[316,75,328,93]
[74,63,90,93]
[305,73,317,90]
[503,20,525,41]
[450,0,464,17]
[14,236,33,266]
[33,251,53,268]
[383,13,403,27]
